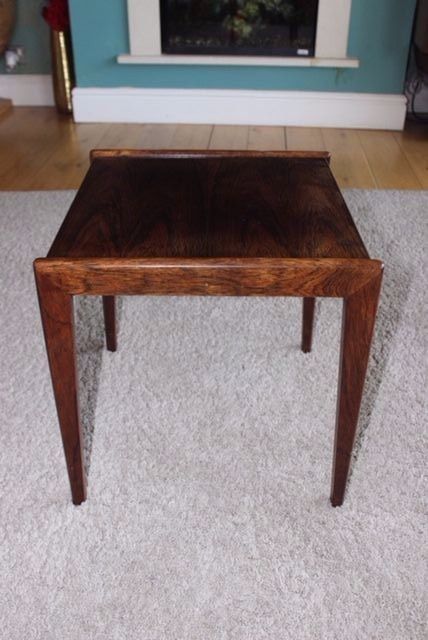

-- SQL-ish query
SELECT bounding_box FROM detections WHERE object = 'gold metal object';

[50,29,75,115]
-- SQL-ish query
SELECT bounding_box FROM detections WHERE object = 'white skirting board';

[0,74,54,106]
[72,88,407,130]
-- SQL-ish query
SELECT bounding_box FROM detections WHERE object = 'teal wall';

[69,0,415,93]
[0,0,51,74]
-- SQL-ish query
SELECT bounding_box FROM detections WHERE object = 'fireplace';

[160,1,319,57]
[119,0,358,69]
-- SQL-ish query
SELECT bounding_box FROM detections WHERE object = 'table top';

[48,150,369,261]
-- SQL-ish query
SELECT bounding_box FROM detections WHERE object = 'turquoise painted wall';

[0,1,51,74]
[69,0,416,93]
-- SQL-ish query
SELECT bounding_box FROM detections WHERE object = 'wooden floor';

[0,107,427,190]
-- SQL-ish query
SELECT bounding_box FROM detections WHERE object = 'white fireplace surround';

[119,0,359,67]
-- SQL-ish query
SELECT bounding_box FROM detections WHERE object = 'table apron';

[34,258,383,298]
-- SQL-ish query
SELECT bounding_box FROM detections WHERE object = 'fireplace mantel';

[118,0,359,68]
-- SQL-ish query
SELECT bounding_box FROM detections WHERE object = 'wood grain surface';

[34,257,382,298]
[102,296,117,352]
[48,151,369,262]
[331,272,383,506]
[1,108,426,190]
[301,297,316,353]
[34,150,384,506]
[34,273,87,505]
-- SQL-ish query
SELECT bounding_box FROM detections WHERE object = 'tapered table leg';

[103,296,117,352]
[301,297,315,353]
[35,271,86,505]
[331,274,382,506]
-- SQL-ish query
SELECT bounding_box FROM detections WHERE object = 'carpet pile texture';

[0,189,427,639]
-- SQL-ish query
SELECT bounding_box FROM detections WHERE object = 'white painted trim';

[125,0,356,66]
[315,0,352,59]
[128,0,161,56]
[118,54,359,68]
[73,88,407,131]
[0,74,54,106]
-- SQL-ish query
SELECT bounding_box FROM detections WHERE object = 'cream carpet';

[0,189,427,639]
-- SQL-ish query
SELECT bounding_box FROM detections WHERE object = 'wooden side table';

[34,150,383,506]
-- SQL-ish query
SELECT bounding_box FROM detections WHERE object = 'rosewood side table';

[34,150,383,507]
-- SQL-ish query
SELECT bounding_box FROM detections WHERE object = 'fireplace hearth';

[160,0,319,57]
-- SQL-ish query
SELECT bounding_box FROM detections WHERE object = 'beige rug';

[0,189,427,639]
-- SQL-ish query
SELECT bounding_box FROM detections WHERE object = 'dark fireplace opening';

[160,1,319,57]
